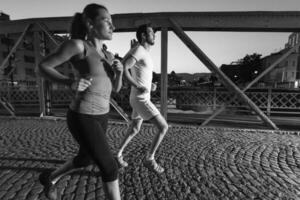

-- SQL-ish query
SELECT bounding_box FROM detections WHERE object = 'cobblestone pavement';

[0,118,300,200]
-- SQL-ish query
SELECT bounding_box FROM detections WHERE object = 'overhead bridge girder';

[1,11,300,34]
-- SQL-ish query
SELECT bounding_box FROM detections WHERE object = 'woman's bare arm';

[38,39,84,86]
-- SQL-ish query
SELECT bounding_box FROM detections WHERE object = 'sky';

[2,0,300,74]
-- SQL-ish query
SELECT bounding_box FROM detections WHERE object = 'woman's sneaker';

[39,170,57,200]
[144,159,164,173]
[116,155,128,168]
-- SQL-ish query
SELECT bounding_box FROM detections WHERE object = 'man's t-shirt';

[125,44,154,99]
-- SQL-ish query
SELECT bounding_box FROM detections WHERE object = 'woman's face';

[91,8,115,40]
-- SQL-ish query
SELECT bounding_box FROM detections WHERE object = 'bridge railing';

[1,84,299,117]
[167,87,300,116]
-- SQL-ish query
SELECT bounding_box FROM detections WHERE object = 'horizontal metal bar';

[1,11,300,34]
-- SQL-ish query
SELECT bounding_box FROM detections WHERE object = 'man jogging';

[116,24,168,173]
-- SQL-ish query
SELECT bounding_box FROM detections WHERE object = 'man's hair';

[136,23,153,43]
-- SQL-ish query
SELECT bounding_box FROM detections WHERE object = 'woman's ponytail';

[70,12,87,39]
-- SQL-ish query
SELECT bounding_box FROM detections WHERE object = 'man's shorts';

[130,97,160,120]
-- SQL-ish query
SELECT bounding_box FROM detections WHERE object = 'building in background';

[262,32,300,88]
[0,12,10,21]
[0,13,71,90]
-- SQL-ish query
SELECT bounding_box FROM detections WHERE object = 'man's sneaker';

[144,159,164,173]
[116,155,128,168]
[39,170,58,200]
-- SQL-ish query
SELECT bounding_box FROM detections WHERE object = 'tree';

[237,53,262,83]
[152,71,160,83]
[168,71,182,86]
[220,64,241,84]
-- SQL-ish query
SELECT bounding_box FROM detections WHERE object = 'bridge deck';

[0,118,299,199]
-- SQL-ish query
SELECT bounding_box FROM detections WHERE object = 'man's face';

[145,27,155,45]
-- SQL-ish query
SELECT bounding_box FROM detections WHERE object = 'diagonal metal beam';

[0,97,15,117]
[110,98,130,123]
[202,42,300,126]
[0,24,32,72]
[169,18,278,130]
[5,58,21,77]
[35,22,60,46]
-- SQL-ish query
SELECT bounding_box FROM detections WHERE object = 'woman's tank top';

[69,41,115,115]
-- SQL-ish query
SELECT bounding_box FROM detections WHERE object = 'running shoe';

[39,170,57,200]
[144,159,164,173]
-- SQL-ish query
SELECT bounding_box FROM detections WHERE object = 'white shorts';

[130,97,160,120]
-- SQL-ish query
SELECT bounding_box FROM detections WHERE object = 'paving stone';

[0,119,300,199]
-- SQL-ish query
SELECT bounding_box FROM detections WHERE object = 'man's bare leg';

[117,118,143,167]
[147,114,168,159]
[144,114,168,173]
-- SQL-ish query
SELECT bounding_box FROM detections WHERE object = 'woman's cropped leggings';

[66,109,118,182]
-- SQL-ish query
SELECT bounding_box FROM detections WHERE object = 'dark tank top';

[69,41,115,115]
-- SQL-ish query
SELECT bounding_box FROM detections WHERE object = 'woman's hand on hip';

[71,78,92,92]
